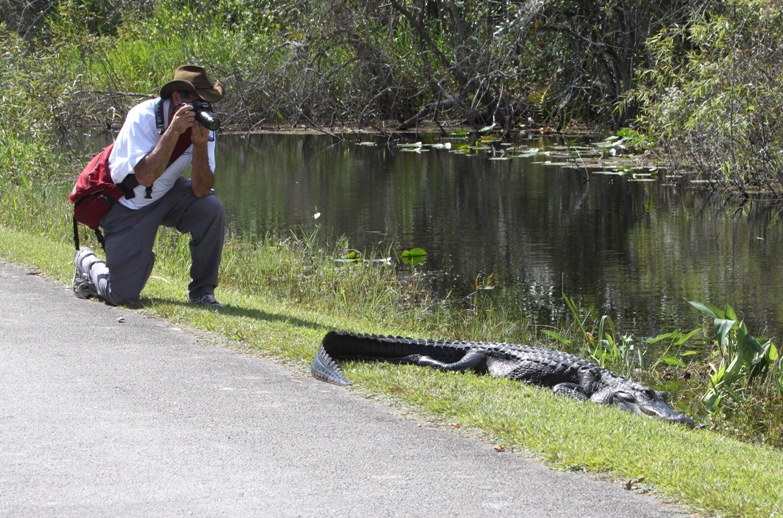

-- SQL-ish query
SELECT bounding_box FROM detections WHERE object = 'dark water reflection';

[215,133,783,341]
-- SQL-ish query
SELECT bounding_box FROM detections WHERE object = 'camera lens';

[195,110,220,131]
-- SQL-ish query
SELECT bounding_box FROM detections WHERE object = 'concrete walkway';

[0,262,689,517]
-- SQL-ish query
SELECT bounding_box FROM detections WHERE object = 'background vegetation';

[3,2,783,512]
[2,0,783,438]
[3,0,783,193]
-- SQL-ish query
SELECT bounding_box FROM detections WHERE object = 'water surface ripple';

[216,134,783,342]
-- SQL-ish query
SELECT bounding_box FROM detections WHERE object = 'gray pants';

[87,177,225,305]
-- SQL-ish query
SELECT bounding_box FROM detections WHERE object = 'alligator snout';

[603,387,695,427]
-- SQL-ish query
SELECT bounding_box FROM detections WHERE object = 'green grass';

[2,223,783,517]
[4,4,783,511]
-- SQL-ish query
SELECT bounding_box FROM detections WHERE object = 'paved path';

[0,262,689,517]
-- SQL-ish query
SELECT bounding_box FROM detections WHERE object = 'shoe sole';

[72,271,98,299]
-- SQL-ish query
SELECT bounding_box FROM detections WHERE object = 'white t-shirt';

[109,98,217,209]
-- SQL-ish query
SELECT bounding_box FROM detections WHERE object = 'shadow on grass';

[138,296,327,334]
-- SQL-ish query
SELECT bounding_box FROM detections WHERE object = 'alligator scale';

[312,331,694,427]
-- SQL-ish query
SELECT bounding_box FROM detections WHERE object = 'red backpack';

[69,142,135,249]
[70,106,193,249]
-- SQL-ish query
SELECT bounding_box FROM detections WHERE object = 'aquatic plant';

[687,301,780,412]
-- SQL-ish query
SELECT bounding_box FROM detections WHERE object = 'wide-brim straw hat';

[159,65,224,103]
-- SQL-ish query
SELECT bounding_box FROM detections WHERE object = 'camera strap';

[155,98,165,135]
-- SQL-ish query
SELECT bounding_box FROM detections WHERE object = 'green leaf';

[710,363,727,388]
[540,329,571,345]
[401,247,427,266]
[660,355,686,367]
[647,331,681,344]
[742,330,762,356]
[674,328,702,346]
[713,319,736,347]
[402,247,427,258]
[593,349,613,361]
[688,300,722,319]
[724,303,738,321]
[704,391,720,412]
[753,340,774,366]
[725,353,743,377]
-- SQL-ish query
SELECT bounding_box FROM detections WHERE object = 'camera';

[190,99,220,131]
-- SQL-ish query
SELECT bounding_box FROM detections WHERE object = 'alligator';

[312,331,694,427]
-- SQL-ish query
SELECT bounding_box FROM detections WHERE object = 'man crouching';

[73,65,226,308]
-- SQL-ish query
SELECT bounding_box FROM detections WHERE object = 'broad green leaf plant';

[688,300,780,412]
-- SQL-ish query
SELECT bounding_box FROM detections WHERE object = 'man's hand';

[187,105,214,197]
[174,103,209,145]
[190,116,210,145]
[170,103,196,135]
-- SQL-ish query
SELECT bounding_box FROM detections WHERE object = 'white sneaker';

[72,248,99,299]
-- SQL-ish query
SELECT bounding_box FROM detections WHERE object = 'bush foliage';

[3,1,783,188]
[628,0,783,195]
[2,0,783,449]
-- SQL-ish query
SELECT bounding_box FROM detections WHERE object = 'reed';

[2,132,783,448]
[3,219,783,517]
[4,170,783,515]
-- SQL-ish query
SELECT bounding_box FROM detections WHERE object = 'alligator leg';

[389,350,488,373]
[552,382,589,402]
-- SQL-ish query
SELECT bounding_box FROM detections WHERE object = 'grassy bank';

[4,0,783,512]
[2,211,783,516]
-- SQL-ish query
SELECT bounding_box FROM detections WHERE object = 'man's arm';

[132,127,181,187]
[189,123,214,198]
[133,103,214,195]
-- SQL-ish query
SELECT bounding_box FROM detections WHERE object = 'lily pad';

[401,247,428,266]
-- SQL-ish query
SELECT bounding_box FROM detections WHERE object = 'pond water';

[214,133,783,342]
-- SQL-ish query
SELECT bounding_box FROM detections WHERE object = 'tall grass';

[550,292,783,447]
[2,116,782,447]
[2,3,782,448]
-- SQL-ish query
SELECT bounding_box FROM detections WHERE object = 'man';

[73,65,226,308]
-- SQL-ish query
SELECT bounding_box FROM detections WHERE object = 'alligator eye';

[643,388,657,399]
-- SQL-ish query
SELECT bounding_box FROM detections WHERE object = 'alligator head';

[591,384,695,427]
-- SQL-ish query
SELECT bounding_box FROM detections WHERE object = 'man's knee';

[102,249,156,305]
[203,194,225,221]
[192,194,225,231]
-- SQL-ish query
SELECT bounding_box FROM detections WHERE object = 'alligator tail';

[311,343,353,386]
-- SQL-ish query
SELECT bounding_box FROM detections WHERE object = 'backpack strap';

[155,98,165,135]
[73,213,110,251]
[73,214,108,250]
[73,215,80,250]
[119,174,138,199]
